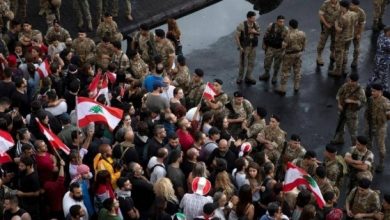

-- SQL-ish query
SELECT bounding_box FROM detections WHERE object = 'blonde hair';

[153,178,178,203]
[167,18,181,39]
[215,171,235,199]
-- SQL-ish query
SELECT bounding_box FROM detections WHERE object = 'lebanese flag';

[0,153,12,164]
[36,59,51,78]
[36,119,70,155]
[0,130,14,154]
[77,97,123,130]
[106,71,117,84]
[88,72,110,105]
[283,162,325,208]
[203,82,216,101]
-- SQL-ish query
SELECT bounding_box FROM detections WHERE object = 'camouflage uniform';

[19,29,42,47]
[350,5,366,66]
[368,32,390,91]
[112,51,130,73]
[172,65,191,93]
[96,0,109,23]
[229,99,253,136]
[365,95,390,167]
[96,42,114,70]
[324,156,346,190]
[129,58,148,82]
[331,9,357,76]
[211,92,229,116]
[346,187,381,217]
[345,146,374,188]
[278,28,306,92]
[155,39,175,69]
[314,176,338,198]
[293,158,318,177]
[186,81,205,108]
[316,0,340,64]
[236,20,260,81]
[246,119,266,148]
[72,37,96,64]
[0,1,12,30]
[133,31,155,65]
[96,20,123,42]
[384,209,390,220]
[10,0,26,19]
[261,23,288,82]
[112,0,131,17]
[373,0,387,29]
[283,144,306,163]
[333,82,366,144]
[45,27,71,44]
[259,125,287,163]
[73,0,92,29]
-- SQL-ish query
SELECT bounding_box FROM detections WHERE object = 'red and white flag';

[203,82,216,101]
[106,71,117,84]
[36,119,70,155]
[0,130,14,154]
[88,71,110,105]
[36,59,51,78]
[0,153,12,164]
[77,97,123,130]
[283,162,325,208]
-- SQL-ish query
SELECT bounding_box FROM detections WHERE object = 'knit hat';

[326,208,343,220]
[192,177,211,196]
[239,142,252,157]
[77,164,90,175]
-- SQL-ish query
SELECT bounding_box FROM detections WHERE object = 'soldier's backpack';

[239,21,259,47]
[135,31,157,60]
[263,23,284,49]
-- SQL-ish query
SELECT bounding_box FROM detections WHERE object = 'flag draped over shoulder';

[203,82,216,101]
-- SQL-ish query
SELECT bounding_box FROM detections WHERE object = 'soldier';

[345,178,381,219]
[171,55,190,93]
[329,0,357,77]
[112,0,132,20]
[259,15,288,84]
[316,0,340,66]
[73,0,92,31]
[226,91,253,137]
[324,144,346,190]
[45,19,70,44]
[349,0,366,68]
[282,134,306,164]
[256,114,287,164]
[314,166,338,198]
[332,73,366,145]
[38,0,49,16]
[9,0,26,19]
[293,150,319,177]
[0,0,13,32]
[368,27,390,91]
[365,84,390,172]
[96,12,123,43]
[235,11,260,85]
[373,0,387,31]
[242,106,267,148]
[204,79,229,116]
[375,194,390,220]
[131,24,156,66]
[111,41,130,73]
[186,68,205,109]
[344,136,374,190]
[95,37,113,70]
[275,19,306,96]
[96,0,108,24]
[72,30,96,65]
[154,29,175,70]
[18,21,42,48]
[128,50,148,82]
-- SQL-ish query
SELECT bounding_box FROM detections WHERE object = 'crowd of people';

[0,0,389,220]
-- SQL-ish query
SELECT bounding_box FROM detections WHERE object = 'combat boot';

[316,54,324,66]
[271,72,278,84]
[245,78,256,85]
[275,84,286,96]
[259,73,270,81]
[78,19,84,29]
[376,156,385,173]
[294,83,300,93]
[328,69,342,77]
[87,20,93,31]
[351,60,358,69]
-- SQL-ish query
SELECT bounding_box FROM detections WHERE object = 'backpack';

[263,23,284,49]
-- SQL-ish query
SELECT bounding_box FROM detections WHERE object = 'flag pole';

[75,95,81,163]
[197,82,207,107]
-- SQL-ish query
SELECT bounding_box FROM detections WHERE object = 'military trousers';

[73,0,92,22]
[352,36,361,64]
[334,110,359,145]
[264,47,284,76]
[334,39,352,75]
[112,0,132,16]
[280,53,302,89]
[96,0,109,22]
[238,46,256,80]
[317,25,336,59]
[366,123,387,159]
[373,0,387,25]
[10,0,27,18]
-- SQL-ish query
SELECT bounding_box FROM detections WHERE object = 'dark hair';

[69,182,81,192]
[21,143,33,152]
[116,177,129,189]
[296,189,312,208]
[0,97,11,105]
[95,170,111,186]
[173,87,182,96]
[112,41,122,50]
[3,68,12,78]
[357,135,368,145]
[168,132,178,140]
[304,150,317,159]
[208,127,220,136]
[277,15,285,20]
[69,79,80,93]
[263,161,274,175]
[271,114,280,122]
[235,157,247,172]
[299,204,316,220]
[139,23,149,31]
[268,202,280,217]
[168,149,182,164]
[153,124,165,136]
[20,156,34,167]
[194,131,204,142]
[247,11,256,18]
[46,89,57,101]
[323,191,335,202]
[289,19,298,29]
[102,198,115,210]
[315,166,326,178]
[177,55,186,65]
[71,130,81,141]
[156,147,168,158]
[155,29,165,38]
[236,184,253,217]
[14,77,24,88]
[69,204,82,217]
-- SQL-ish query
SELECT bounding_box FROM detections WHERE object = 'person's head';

[339,0,350,11]
[289,134,301,149]
[247,161,261,179]
[155,29,165,40]
[153,177,177,202]
[167,18,179,31]
[254,106,267,119]
[21,143,33,157]
[348,73,359,83]
[315,166,327,179]
[156,147,168,160]
[246,11,256,22]
[202,203,217,218]
[303,150,317,166]
[117,177,132,191]
[264,161,275,176]
[69,182,83,201]
[371,83,383,98]
[276,15,285,26]
[213,191,227,208]
[289,19,298,29]
[213,79,223,93]
[215,171,233,192]
[102,198,118,211]
[356,135,368,152]
[52,19,61,31]
[10,20,21,31]
[99,144,112,158]
[357,178,371,196]
[194,131,207,145]
[238,184,253,205]
[96,170,111,186]
[384,26,390,37]
[139,23,149,36]
[325,143,337,159]
[187,147,200,161]
[323,191,336,205]
[173,87,184,99]
[22,21,31,31]
[153,124,167,139]
[193,68,204,82]
[296,189,312,208]
[0,97,11,111]
[77,30,86,39]
[19,156,34,173]
[217,139,229,152]
[270,114,280,128]
[123,128,134,142]
[69,204,86,219]
[3,195,19,211]
[168,149,183,164]
[14,77,27,91]
[192,162,209,177]
[35,140,47,153]
[103,12,113,22]
[3,68,12,79]
[383,194,390,209]
[299,204,316,220]
[267,202,282,218]
[233,91,244,105]
[129,162,144,177]
[208,127,221,141]
[235,157,249,172]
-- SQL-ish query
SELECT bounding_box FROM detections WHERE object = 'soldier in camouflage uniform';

[72,30,96,65]
[373,0,387,31]
[73,0,92,30]
[186,69,205,109]
[275,19,306,96]
[154,29,175,70]
[376,194,390,220]
[131,24,156,66]
[0,0,13,31]
[19,21,42,48]
[95,37,113,70]
[293,150,319,177]
[314,166,339,199]
[329,1,357,77]
[96,0,108,24]
[112,0,132,20]
[316,0,340,66]
[259,15,288,84]
[364,84,390,172]
[45,20,70,44]
[256,114,286,164]
[344,136,374,190]
[128,50,148,83]
[227,91,253,137]
[9,0,26,19]
[235,11,260,85]
[242,107,267,148]
[324,144,346,191]
[111,41,130,73]
[96,13,123,43]
[346,178,381,219]
[171,55,190,93]
[282,134,306,163]
[332,73,366,145]
[205,79,229,116]
[350,0,366,68]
